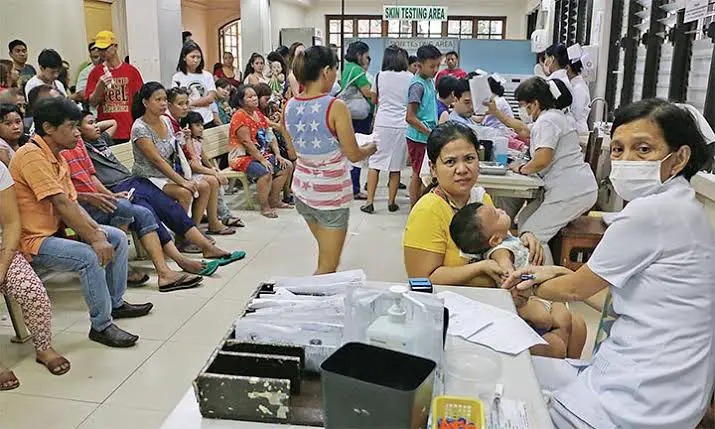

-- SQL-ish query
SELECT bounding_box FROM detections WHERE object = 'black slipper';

[128,273,150,287]
[159,274,203,293]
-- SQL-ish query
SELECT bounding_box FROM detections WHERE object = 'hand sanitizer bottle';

[366,285,415,353]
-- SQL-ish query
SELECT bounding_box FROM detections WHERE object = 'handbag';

[337,67,371,120]
[172,131,192,180]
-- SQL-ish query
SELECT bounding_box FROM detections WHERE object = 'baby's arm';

[489,248,515,277]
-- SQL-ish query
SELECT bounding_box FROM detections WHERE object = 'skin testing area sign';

[383,5,448,21]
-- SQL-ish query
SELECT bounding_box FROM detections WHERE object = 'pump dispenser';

[366,286,417,353]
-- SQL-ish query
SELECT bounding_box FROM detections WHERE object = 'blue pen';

[520,274,536,281]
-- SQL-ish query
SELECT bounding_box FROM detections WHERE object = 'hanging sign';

[383,5,448,21]
[386,38,459,55]
[684,0,708,23]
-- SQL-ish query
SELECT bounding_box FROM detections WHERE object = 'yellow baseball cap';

[94,31,117,49]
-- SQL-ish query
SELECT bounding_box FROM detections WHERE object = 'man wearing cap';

[86,31,143,144]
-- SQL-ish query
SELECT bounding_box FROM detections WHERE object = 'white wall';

[0,0,88,80]
[305,0,528,41]
[241,0,272,61]
[272,0,308,46]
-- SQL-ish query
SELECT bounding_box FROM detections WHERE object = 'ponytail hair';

[514,76,572,111]
[544,43,569,69]
[487,76,505,97]
[132,81,165,121]
[293,45,337,85]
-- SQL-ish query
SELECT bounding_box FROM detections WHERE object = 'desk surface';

[160,286,552,429]
[477,171,544,190]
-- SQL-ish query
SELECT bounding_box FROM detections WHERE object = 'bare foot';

[202,245,231,259]
[36,348,70,375]
[270,202,293,209]
[175,257,206,274]
[0,362,18,390]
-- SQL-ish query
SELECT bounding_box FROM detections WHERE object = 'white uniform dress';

[569,75,591,135]
[509,109,597,243]
[534,176,715,429]
[369,70,413,172]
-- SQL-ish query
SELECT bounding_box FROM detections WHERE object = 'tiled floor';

[0,174,600,428]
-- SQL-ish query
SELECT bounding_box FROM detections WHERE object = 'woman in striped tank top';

[283,46,376,274]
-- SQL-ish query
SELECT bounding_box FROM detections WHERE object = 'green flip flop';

[198,260,221,276]
[211,251,247,267]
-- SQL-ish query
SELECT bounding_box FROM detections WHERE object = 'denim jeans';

[30,225,128,331]
[217,186,231,222]
[82,198,159,239]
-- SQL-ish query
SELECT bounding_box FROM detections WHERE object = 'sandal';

[177,241,203,254]
[0,370,19,390]
[223,217,245,228]
[261,210,278,219]
[35,356,71,376]
[207,251,246,267]
[360,203,375,214]
[273,202,293,209]
[206,226,236,236]
[198,260,221,276]
[159,274,203,293]
[127,272,150,287]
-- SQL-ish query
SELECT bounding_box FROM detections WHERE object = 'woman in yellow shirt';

[403,122,545,286]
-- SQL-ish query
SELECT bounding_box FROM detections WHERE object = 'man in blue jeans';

[9,97,152,348]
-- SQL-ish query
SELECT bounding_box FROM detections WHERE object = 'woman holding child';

[403,122,586,359]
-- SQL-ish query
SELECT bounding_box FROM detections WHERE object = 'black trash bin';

[320,342,437,429]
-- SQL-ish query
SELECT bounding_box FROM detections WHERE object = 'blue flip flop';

[211,251,247,267]
[198,260,220,276]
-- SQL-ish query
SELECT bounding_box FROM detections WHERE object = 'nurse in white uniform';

[502,99,715,429]
[565,44,592,135]
[486,77,597,256]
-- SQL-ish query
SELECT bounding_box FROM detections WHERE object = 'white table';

[477,172,544,199]
[160,286,553,429]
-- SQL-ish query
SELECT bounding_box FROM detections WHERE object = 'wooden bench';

[202,124,256,210]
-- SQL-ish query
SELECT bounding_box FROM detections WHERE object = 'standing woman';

[486,77,596,260]
[243,53,267,86]
[286,42,306,99]
[171,41,218,129]
[502,99,715,429]
[566,45,592,135]
[213,51,241,87]
[361,45,412,214]
[284,46,376,274]
[542,44,573,93]
[341,41,374,200]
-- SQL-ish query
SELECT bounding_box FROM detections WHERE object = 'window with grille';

[219,20,241,70]
[552,0,591,45]
[326,15,506,44]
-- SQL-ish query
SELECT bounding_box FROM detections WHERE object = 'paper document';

[437,291,500,338]
[351,133,375,168]
[468,314,547,355]
[271,270,366,295]
[488,397,530,429]
[469,75,492,115]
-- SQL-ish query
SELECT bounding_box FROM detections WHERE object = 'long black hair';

[176,41,205,74]
[243,53,265,79]
[345,41,369,64]
[611,99,709,180]
[132,81,165,120]
[514,77,572,111]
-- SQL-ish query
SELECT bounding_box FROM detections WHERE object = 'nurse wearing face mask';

[501,99,715,429]
[542,44,573,91]
[486,77,597,260]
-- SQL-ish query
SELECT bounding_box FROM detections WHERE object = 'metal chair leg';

[4,294,31,343]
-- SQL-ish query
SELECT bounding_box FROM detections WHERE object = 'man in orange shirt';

[9,97,152,348]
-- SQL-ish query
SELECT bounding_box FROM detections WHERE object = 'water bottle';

[494,136,508,166]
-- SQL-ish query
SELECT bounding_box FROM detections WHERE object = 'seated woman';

[228,84,293,218]
[130,82,235,236]
[0,103,24,166]
[0,161,69,390]
[501,99,715,429]
[403,122,585,358]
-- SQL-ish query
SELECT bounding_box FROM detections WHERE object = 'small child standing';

[181,111,245,228]
[449,202,586,359]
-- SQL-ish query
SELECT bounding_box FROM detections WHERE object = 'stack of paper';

[437,291,546,355]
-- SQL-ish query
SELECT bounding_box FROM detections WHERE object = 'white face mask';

[609,153,674,201]
[518,106,533,124]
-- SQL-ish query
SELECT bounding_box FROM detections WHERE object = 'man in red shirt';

[61,136,203,292]
[435,50,467,83]
[85,31,143,144]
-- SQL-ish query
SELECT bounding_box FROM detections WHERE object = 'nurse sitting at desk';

[486,77,597,262]
[502,99,715,429]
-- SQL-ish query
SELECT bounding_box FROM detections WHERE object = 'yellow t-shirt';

[403,187,494,267]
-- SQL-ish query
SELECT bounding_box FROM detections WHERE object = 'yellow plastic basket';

[431,395,486,429]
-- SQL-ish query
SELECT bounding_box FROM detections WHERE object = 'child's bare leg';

[518,299,553,331]
[549,302,573,353]
[567,312,587,359]
[530,333,566,358]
